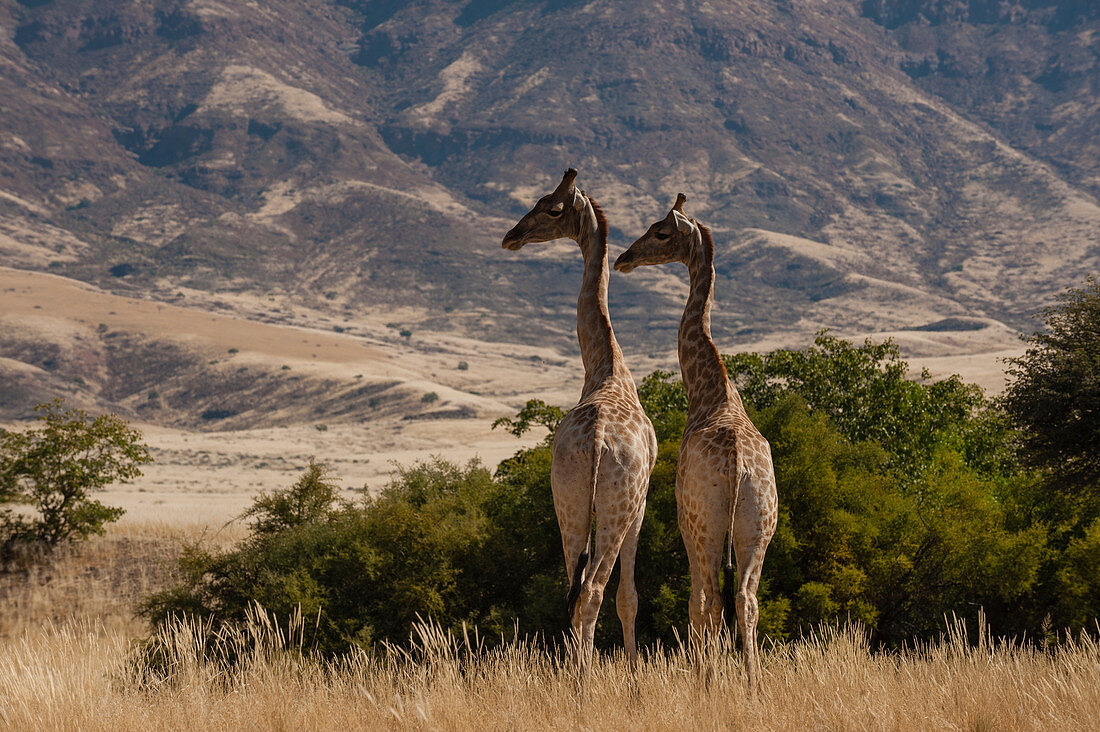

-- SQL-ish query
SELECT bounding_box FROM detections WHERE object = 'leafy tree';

[0,399,149,554]
[242,459,344,535]
[724,331,999,475]
[144,459,517,654]
[144,332,1087,656]
[738,394,1041,644]
[1051,517,1100,630]
[1002,275,1100,506]
[994,276,1100,633]
[491,399,564,442]
[637,369,688,443]
[634,338,1046,645]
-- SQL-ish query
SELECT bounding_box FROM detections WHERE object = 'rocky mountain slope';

[2,0,1099,426]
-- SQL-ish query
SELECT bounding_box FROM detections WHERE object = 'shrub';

[242,460,343,536]
[631,337,1042,645]
[143,332,1089,655]
[1,400,149,555]
[1003,275,1100,507]
[491,399,563,442]
[724,331,1001,475]
[143,459,519,654]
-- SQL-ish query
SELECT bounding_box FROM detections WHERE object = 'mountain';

[1,0,1099,427]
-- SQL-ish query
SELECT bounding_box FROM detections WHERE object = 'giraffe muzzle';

[502,228,525,250]
[613,251,636,272]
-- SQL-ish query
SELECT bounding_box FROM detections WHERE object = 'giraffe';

[613,193,778,690]
[501,169,657,673]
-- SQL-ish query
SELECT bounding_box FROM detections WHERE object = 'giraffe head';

[613,193,697,272]
[501,168,588,250]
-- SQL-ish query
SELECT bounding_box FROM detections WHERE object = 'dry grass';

[0,522,244,638]
[2,525,1100,731]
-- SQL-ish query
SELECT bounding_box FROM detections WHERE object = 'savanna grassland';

[3,523,1100,731]
[5,283,1100,731]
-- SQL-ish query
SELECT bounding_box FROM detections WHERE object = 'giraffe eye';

[547,203,564,218]
[655,230,670,241]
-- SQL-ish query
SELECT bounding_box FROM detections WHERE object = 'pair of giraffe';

[501,169,779,689]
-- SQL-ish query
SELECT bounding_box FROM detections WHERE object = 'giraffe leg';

[575,510,634,675]
[677,446,733,663]
[616,506,644,670]
[678,497,707,642]
[698,548,726,684]
[563,530,588,656]
[551,445,596,664]
[700,560,723,633]
[733,540,767,692]
[679,504,726,681]
[732,467,776,693]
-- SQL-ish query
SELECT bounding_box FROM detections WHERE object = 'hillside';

[2,0,1098,436]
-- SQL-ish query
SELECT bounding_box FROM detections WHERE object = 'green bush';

[997,275,1100,634]
[144,332,1100,655]
[1,400,148,556]
[724,331,1008,476]
[491,399,563,441]
[143,458,542,654]
[632,338,1046,645]
[243,460,343,535]
[1003,275,1100,508]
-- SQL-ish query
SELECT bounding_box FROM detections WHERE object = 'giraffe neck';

[679,227,743,418]
[576,198,625,397]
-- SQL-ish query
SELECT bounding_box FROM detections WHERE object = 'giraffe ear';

[571,187,584,211]
[673,211,693,235]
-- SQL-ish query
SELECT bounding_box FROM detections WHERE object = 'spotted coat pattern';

[502,170,657,673]
[615,195,779,690]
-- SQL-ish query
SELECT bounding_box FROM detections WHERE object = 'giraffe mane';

[697,222,716,256]
[587,195,609,247]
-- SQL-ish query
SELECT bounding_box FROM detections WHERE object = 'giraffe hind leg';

[567,443,603,635]
[732,471,775,692]
[734,544,766,691]
[574,507,636,674]
[615,507,644,669]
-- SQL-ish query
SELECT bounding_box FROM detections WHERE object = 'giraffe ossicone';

[500,169,657,674]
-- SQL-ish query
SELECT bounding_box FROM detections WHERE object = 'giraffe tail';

[566,442,604,627]
[721,466,743,630]
[566,549,589,628]
[721,563,737,630]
